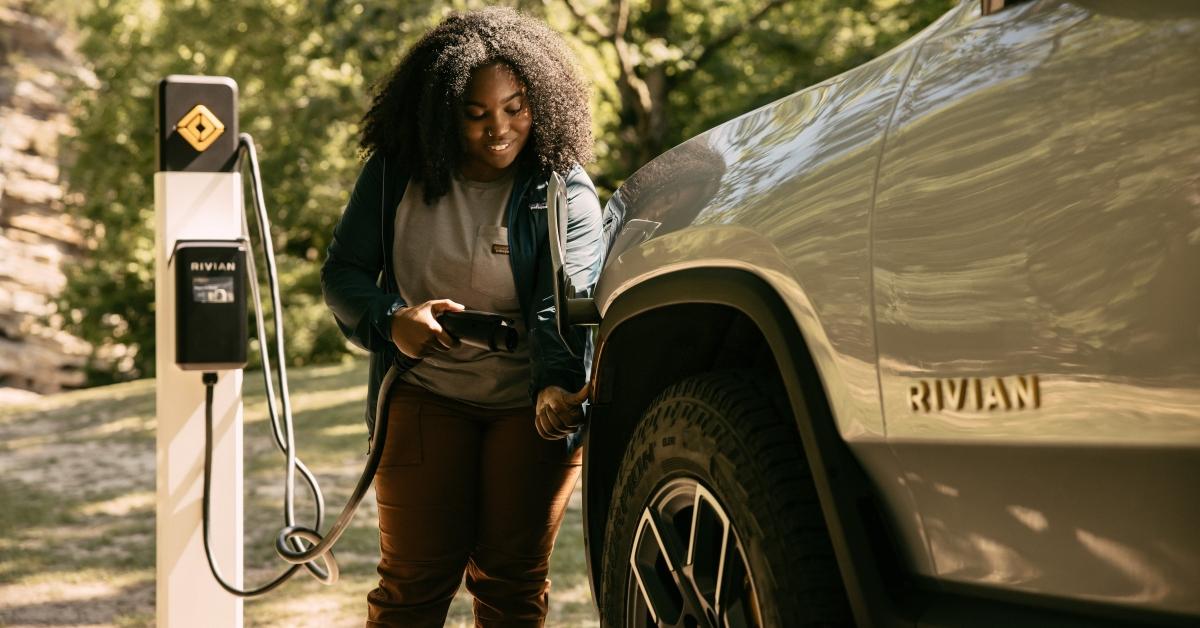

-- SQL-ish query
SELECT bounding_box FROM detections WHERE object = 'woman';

[320,8,603,627]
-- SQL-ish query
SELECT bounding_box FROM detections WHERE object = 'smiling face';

[458,61,533,182]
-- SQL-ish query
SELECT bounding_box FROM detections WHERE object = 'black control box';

[173,240,247,371]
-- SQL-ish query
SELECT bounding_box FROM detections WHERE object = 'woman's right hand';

[390,299,465,359]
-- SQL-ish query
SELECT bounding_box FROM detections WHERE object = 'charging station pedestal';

[155,75,243,627]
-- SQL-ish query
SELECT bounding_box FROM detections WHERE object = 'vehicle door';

[872,0,1200,616]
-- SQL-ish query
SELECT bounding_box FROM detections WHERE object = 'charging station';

[151,74,530,626]
[155,75,244,627]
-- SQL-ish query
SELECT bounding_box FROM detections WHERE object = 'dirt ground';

[0,362,599,627]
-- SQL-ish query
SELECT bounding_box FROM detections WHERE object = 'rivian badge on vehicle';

[909,375,1040,412]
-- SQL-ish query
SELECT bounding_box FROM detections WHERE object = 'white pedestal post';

[154,74,244,628]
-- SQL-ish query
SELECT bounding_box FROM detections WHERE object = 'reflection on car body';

[570,0,1200,626]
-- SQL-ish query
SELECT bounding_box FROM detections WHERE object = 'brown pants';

[367,381,582,628]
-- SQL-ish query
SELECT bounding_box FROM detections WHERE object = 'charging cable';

[197,134,401,596]
[196,134,331,596]
[202,370,332,595]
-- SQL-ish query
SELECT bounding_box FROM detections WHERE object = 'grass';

[0,359,599,627]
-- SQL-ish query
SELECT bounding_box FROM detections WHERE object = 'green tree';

[61,0,452,381]
[546,0,953,191]
[60,0,952,383]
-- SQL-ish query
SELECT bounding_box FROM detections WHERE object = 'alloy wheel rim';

[625,476,763,628]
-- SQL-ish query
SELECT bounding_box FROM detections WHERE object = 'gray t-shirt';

[392,173,531,409]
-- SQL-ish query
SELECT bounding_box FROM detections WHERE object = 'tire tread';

[599,370,852,627]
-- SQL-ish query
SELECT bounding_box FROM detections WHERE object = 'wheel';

[600,371,852,627]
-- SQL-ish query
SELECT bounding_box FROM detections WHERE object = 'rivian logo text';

[190,261,236,272]
[909,375,1040,412]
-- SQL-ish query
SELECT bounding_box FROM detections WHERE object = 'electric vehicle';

[555,1,1200,626]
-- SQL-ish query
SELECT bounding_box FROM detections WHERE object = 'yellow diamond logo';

[175,104,225,152]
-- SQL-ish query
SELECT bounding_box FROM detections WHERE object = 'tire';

[600,371,852,627]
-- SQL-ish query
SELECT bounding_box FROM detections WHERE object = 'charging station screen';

[193,276,235,304]
[174,241,247,369]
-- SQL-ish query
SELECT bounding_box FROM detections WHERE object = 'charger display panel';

[173,239,248,370]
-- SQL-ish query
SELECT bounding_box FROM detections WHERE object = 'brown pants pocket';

[378,386,423,468]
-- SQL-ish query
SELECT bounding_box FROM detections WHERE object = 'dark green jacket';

[320,152,604,435]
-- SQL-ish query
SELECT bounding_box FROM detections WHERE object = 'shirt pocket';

[470,225,519,308]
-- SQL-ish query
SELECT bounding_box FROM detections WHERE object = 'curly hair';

[359,7,593,203]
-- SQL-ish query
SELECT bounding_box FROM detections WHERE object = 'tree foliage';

[61,0,451,381]
[61,0,951,383]
[543,0,953,188]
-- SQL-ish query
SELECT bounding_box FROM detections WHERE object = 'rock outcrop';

[0,5,94,395]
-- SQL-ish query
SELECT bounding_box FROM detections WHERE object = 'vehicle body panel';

[588,0,1199,621]
[597,28,915,443]
[873,0,1200,614]
[593,12,947,581]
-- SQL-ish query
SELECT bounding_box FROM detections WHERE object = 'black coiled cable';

[197,134,396,596]
[200,366,398,596]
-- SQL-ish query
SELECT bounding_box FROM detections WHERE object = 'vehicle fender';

[584,260,914,627]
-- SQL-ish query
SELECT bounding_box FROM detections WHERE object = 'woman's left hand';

[536,383,590,440]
